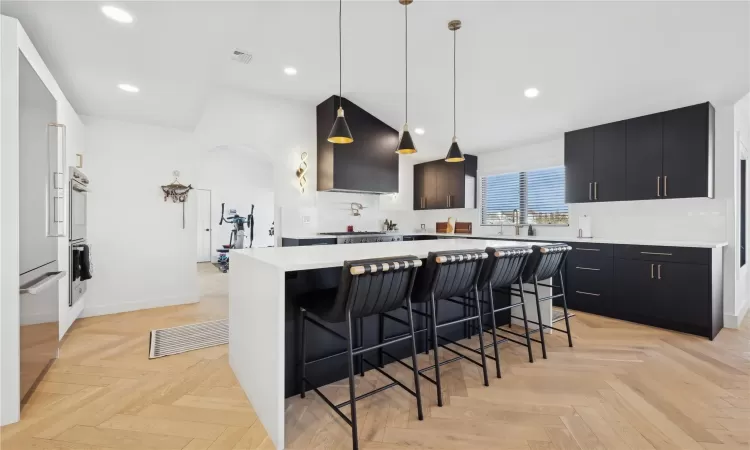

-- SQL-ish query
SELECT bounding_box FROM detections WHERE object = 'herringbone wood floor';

[2,264,748,449]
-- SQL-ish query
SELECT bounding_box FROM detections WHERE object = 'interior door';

[196,189,212,262]
[593,121,627,202]
[662,103,711,199]
[626,113,663,200]
[564,128,595,203]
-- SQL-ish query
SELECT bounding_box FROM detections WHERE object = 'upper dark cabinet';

[565,102,714,203]
[413,155,477,210]
[564,128,594,203]
[593,121,627,202]
[626,113,663,200]
[662,103,714,199]
[317,96,399,194]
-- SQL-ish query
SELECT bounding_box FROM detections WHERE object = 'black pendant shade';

[445,19,463,163]
[328,107,353,144]
[396,0,416,155]
[396,125,416,154]
[328,0,353,145]
[445,137,464,162]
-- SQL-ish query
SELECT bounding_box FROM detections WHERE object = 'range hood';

[316,96,399,194]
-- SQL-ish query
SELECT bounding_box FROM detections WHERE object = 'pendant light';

[396,0,416,154]
[445,19,464,162]
[328,0,353,144]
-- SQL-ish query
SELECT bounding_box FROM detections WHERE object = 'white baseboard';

[724,301,749,329]
[80,295,198,318]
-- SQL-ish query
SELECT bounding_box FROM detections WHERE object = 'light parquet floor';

[2,264,748,450]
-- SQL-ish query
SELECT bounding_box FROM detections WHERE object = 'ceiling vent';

[231,49,252,64]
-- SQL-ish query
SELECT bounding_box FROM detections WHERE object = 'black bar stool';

[396,249,489,407]
[468,246,535,378]
[509,244,573,359]
[297,256,424,450]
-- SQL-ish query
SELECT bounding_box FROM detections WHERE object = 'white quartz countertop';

[282,232,727,249]
[236,238,548,271]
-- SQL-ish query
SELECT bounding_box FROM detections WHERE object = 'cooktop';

[318,231,387,236]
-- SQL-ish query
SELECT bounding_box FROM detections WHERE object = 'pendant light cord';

[405,2,408,123]
[339,0,342,108]
[453,29,456,138]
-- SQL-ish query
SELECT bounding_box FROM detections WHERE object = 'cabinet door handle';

[640,251,672,256]
[658,264,662,280]
[575,248,600,252]
[651,264,654,279]
[664,176,668,197]
[575,266,600,271]
[657,176,661,197]
[589,182,593,201]
[594,181,598,200]
[447,195,450,208]
[576,290,600,297]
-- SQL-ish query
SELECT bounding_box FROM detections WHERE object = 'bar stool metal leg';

[423,303,430,355]
[532,276,548,359]
[378,314,385,368]
[405,296,424,420]
[485,284,502,378]
[345,311,359,450]
[472,286,490,387]
[299,309,307,398]
[517,276,534,363]
[559,272,573,348]
[359,318,365,377]
[428,293,444,407]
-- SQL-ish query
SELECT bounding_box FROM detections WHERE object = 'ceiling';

[3,1,748,157]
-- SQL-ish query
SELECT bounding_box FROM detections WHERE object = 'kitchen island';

[229,238,557,448]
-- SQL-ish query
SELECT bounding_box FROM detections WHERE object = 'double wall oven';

[69,167,89,306]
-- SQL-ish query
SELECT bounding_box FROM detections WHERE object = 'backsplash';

[280,191,387,237]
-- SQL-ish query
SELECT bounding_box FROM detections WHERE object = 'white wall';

[733,93,749,324]
[196,146,275,259]
[1,16,85,426]
[82,116,199,317]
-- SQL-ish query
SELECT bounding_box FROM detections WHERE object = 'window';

[481,166,568,226]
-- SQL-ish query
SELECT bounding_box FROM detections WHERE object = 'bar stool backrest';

[521,244,572,283]
[412,250,488,303]
[337,256,423,321]
[478,246,533,290]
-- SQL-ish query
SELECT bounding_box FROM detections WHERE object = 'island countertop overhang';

[232,238,556,271]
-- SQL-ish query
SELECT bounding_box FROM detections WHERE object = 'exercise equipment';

[216,203,255,272]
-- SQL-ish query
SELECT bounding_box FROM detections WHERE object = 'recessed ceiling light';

[284,67,297,76]
[117,83,139,93]
[101,6,134,24]
[524,88,540,98]
[414,128,425,135]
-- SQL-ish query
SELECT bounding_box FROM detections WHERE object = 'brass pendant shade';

[445,136,464,162]
[328,107,353,144]
[396,125,416,154]
[395,0,417,155]
[328,0,353,144]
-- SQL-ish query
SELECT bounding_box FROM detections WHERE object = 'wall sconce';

[296,152,308,193]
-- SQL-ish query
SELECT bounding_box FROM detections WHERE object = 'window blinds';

[481,166,568,225]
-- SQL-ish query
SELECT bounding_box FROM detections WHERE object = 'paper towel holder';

[578,215,593,239]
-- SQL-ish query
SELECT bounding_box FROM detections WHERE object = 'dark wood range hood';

[316,96,399,194]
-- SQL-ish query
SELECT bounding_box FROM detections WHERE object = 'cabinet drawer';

[614,244,709,265]
[567,258,613,293]
[568,243,614,258]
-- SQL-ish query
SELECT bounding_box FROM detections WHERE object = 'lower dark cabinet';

[562,244,722,339]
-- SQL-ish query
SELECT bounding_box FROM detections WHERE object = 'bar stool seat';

[296,255,425,450]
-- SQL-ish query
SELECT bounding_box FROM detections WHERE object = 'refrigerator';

[18,52,64,402]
